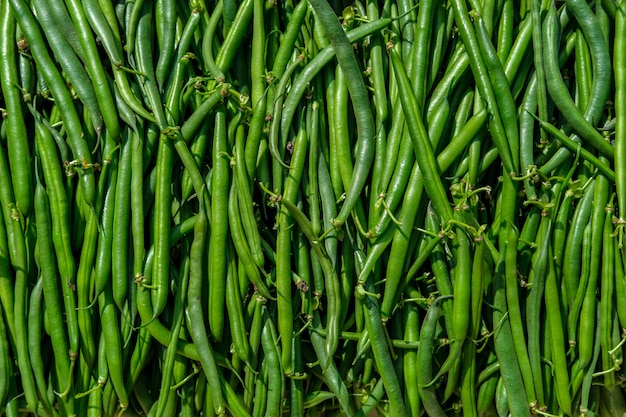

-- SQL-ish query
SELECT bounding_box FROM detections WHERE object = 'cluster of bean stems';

[0,0,625,416]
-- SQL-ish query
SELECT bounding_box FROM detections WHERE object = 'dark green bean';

[0,128,37,413]
[0,303,10,413]
[155,0,177,90]
[229,180,273,300]
[261,307,283,416]
[615,1,626,221]
[578,163,610,372]
[208,107,229,341]
[1,4,32,217]
[226,247,251,365]
[308,0,374,228]
[276,113,309,374]
[356,279,407,415]
[417,297,449,417]
[215,0,253,75]
[542,4,613,159]
[27,276,56,417]
[64,0,120,141]
[493,243,532,417]
[9,0,96,206]
[34,168,74,412]
[185,202,226,415]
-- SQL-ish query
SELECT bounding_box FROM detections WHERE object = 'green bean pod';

[9,0,96,206]
[34,169,75,412]
[615,0,626,221]
[0,4,32,217]
[209,107,229,341]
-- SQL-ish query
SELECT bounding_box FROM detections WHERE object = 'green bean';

[83,0,154,122]
[201,0,226,82]
[242,294,262,405]
[317,148,339,267]
[234,124,265,269]
[9,0,96,206]
[33,111,79,361]
[545,244,571,413]
[333,66,355,203]
[578,165,610,373]
[565,0,612,125]
[460,238,485,417]
[355,279,407,415]
[276,113,309,374]
[599,199,617,394]
[493,243,532,417]
[503,226,536,406]
[125,326,153,395]
[364,1,390,229]
[98,286,128,411]
[0,253,10,412]
[477,364,499,415]
[229,180,273,300]
[64,0,120,141]
[403,300,421,417]
[268,1,306,82]
[308,0,375,229]
[614,230,626,334]
[76,202,98,375]
[308,312,354,416]
[0,131,37,414]
[179,86,226,142]
[542,4,613,159]
[261,307,283,416]
[392,51,455,228]
[417,297,448,417]
[209,107,229,341]
[476,17,519,171]
[249,0,265,107]
[252,340,268,417]
[93,139,118,302]
[220,369,253,417]
[112,130,131,310]
[268,54,303,178]
[129,0,174,317]
[497,0,515,61]
[226,248,251,365]
[531,113,615,182]
[34,168,73,412]
[281,15,398,148]
[154,248,189,417]
[215,0,253,75]
[0,3,32,217]
[149,130,174,322]
[155,0,177,90]
[427,225,471,387]
[27,276,55,417]
[615,1,626,222]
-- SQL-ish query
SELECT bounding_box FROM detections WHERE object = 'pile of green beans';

[1,0,626,415]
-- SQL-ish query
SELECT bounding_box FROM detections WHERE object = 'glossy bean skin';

[0,277,10,411]
[9,0,96,206]
[308,0,375,229]
[542,4,613,159]
[616,0,626,221]
[34,169,74,413]
[0,2,32,217]
[186,202,227,415]
[27,277,56,417]
[417,297,448,417]
[0,124,38,414]
[209,107,230,342]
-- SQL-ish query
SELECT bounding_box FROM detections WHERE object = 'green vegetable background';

[0,0,625,415]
